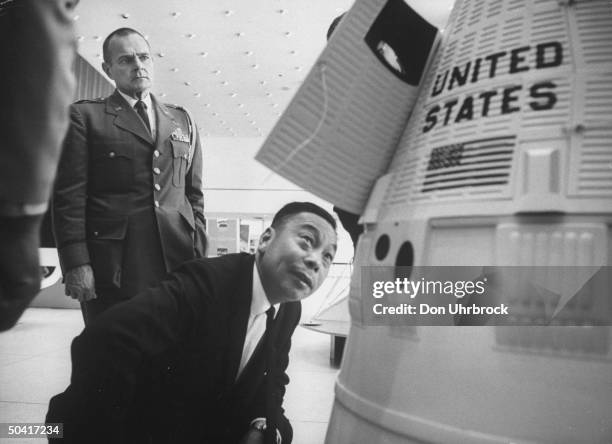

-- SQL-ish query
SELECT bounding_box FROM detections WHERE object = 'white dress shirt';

[117,89,157,140]
[237,262,279,378]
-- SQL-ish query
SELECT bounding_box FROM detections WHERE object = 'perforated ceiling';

[73,0,453,138]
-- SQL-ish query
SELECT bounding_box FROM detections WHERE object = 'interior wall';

[202,136,309,210]
[202,136,354,262]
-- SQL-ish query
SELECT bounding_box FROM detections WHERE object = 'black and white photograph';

[1,0,611,443]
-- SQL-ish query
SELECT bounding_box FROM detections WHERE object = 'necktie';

[264,306,277,444]
[265,306,275,333]
[134,100,151,133]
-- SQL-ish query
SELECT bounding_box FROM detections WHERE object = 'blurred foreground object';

[0,0,77,330]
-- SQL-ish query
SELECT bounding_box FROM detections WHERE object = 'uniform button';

[153,167,161,174]
[153,150,160,158]
[109,151,115,158]
[154,184,161,191]
[154,201,160,208]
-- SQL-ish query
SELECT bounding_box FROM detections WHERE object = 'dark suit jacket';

[47,253,298,444]
[53,90,206,298]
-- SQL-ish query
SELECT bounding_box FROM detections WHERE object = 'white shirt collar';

[117,89,152,110]
[117,89,156,138]
[252,262,279,318]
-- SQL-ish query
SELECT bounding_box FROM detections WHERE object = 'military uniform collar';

[106,90,155,144]
[116,89,152,111]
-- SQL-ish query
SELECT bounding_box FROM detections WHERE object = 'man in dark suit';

[0,0,77,330]
[47,202,338,444]
[53,27,207,323]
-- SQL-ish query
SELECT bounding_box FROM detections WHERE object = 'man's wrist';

[59,241,90,272]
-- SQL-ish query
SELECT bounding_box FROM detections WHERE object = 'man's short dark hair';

[102,27,149,63]
[271,202,336,231]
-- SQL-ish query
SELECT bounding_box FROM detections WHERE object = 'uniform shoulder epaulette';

[164,103,189,113]
[164,103,193,124]
[74,97,106,104]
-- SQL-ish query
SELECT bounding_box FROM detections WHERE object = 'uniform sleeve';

[184,118,207,257]
[52,105,90,272]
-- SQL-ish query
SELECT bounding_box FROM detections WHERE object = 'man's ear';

[102,62,113,79]
[257,227,275,253]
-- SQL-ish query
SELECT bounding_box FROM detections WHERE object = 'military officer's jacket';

[53,90,206,296]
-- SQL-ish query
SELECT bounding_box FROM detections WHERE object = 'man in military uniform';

[53,27,207,323]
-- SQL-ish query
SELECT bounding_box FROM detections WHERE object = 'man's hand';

[239,428,264,444]
[64,264,96,302]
